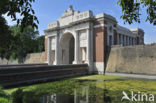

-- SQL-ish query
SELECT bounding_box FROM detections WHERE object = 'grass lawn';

[73,74,123,80]
[4,75,122,94]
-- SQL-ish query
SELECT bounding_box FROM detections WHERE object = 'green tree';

[36,35,45,52]
[0,16,12,59]
[118,0,156,25]
[10,25,39,63]
[0,0,38,60]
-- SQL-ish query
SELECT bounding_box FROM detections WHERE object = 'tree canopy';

[0,0,39,30]
[9,26,44,63]
[0,0,39,62]
[118,0,156,25]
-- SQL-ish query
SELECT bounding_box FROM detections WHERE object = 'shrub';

[11,88,23,103]
[22,92,41,103]
[0,97,9,103]
[11,88,41,103]
[0,86,5,96]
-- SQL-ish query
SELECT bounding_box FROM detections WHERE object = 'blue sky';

[6,0,156,44]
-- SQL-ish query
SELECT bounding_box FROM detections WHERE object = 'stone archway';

[60,33,75,64]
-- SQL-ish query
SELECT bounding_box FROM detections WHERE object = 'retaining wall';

[106,44,156,75]
[0,52,46,65]
[0,64,88,88]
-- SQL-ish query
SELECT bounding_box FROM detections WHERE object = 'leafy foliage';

[0,0,39,61]
[11,89,23,103]
[0,97,9,103]
[9,26,38,63]
[0,0,39,30]
[9,25,44,63]
[118,0,156,25]
[0,16,13,59]
[0,86,9,103]
[22,92,41,103]
[36,35,45,52]
[11,89,41,103]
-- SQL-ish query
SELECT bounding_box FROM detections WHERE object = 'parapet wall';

[106,44,156,75]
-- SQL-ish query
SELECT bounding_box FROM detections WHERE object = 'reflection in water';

[41,81,112,103]
[74,86,89,103]
[42,94,74,103]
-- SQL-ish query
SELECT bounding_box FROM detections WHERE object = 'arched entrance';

[60,33,75,64]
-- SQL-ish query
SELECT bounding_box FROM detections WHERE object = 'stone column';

[53,34,58,65]
[73,31,79,64]
[120,34,123,45]
[87,23,94,74]
[130,37,132,45]
[48,37,51,65]
[117,33,119,45]
[127,36,129,46]
[124,35,127,46]
[85,28,91,64]
[134,38,136,45]
[129,37,131,45]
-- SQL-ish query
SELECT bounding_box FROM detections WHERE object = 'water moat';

[1,75,156,103]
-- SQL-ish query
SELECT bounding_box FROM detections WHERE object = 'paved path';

[105,72,156,80]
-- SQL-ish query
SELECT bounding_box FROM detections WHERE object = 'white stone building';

[44,6,144,74]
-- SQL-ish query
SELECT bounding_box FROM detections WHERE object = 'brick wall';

[93,21,107,63]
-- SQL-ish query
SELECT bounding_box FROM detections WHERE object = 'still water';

[8,79,156,103]
[33,84,114,103]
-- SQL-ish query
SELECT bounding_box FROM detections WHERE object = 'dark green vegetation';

[0,0,38,61]
[1,25,45,63]
[0,75,156,103]
[118,0,156,25]
[0,87,9,103]
[9,26,45,63]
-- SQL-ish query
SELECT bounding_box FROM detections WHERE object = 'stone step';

[0,64,87,74]
[0,64,88,88]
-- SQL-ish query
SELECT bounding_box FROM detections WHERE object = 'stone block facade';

[106,44,156,75]
[44,5,145,74]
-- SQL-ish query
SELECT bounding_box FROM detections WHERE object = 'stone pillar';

[132,38,134,45]
[133,38,135,45]
[130,37,132,45]
[124,35,127,46]
[48,37,51,65]
[127,36,129,46]
[134,38,136,45]
[129,38,131,45]
[73,31,79,64]
[85,28,91,64]
[117,33,119,45]
[53,34,58,65]
[122,35,124,45]
[113,30,117,45]
[89,23,94,73]
[120,34,123,45]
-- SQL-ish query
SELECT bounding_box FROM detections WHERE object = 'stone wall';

[106,44,156,75]
[0,64,88,88]
[0,52,46,65]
